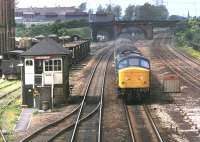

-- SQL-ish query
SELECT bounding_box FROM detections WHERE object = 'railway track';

[0,81,18,90]
[49,52,112,142]
[0,82,21,142]
[123,103,135,142]
[0,88,21,115]
[0,129,6,142]
[0,87,21,100]
[20,49,112,142]
[152,38,200,90]
[172,46,200,66]
[150,36,200,139]
[124,101,164,142]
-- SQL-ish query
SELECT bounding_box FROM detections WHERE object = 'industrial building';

[15,7,88,26]
[0,0,15,55]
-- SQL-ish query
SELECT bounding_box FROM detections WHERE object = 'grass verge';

[177,45,200,60]
[0,98,21,141]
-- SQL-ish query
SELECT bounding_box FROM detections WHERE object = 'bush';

[175,18,200,49]
[16,19,90,37]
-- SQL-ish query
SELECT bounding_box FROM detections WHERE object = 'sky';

[17,0,200,17]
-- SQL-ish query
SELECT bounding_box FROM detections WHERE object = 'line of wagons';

[0,35,90,80]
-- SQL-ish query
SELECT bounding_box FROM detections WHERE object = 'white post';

[32,74,36,108]
[51,72,54,110]
[18,63,24,106]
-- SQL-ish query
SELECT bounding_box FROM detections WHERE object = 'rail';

[153,38,200,90]
[123,103,136,142]
[0,81,18,90]
[143,105,164,142]
[97,51,112,142]
[70,52,112,142]
[0,87,21,100]
[0,128,7,142]
[0,88,21,116]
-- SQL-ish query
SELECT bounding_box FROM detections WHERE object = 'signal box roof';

[21,38,70,56]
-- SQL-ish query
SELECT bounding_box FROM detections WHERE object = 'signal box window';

[54,60,61,71]
[45,60,53,71]
[45,59,62,71]
[26,60,33,66]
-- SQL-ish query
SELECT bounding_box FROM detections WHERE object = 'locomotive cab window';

[26,60,33,66]
[118,60,128,69]
[140,59,150,69]
[118,58,149,69]
[129,58,139,66]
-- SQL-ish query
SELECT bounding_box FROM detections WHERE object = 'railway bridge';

[89,14,179,40]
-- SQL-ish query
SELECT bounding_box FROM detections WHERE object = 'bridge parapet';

[89,18,179,40]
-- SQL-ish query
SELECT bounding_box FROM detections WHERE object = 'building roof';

[65,12,88,16]
[21,38,69,56]
[16,7,79,15]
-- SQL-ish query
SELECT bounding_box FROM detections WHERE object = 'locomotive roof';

[117,53,149,62]
[21,38,70,56]
[115,46,139,53]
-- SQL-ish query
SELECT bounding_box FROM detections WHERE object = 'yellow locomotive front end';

[118,67,150,89]
[116,54,150,95]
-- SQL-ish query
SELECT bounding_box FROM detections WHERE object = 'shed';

[21,38,70,109]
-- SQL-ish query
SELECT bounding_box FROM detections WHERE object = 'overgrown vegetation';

[0,80,21,140]
[183,47,200,60]
[174,18,200,59]
[175,18,200,47]
[16,19,90,37]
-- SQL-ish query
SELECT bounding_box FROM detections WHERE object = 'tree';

[112,5,122,20]
[88,9,94,14]
[104,4,122,19]
[135,3,169,20]
[16,20,89,37]
[105,4,112,14]
[79,2,87,12]
[96,4,121,19]
[96,5,105,14]
[155,5,169,20]
[124,5,136,20]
